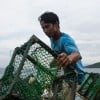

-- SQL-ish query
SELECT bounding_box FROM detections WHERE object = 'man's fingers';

[57,53,68,68]
[57,53,72,68]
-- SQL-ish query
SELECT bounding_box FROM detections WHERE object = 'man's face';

[40,21,58,38]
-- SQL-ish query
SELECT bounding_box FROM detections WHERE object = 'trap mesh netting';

[78,73,100,100]
[0,35,58,100]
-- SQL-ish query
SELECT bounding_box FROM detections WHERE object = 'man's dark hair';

[38,11,60,24]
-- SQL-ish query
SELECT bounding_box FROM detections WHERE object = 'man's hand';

[57,53,72,69]
[56,51,81,69]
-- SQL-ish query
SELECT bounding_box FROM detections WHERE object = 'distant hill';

[85,62,100,68]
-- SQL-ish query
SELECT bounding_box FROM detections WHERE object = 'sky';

[0,0,100,68]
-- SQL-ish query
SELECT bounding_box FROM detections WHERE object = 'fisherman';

[38,11,85,99]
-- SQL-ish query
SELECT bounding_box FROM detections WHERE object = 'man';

[38,11,85,99]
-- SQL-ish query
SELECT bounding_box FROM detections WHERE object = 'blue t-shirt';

[50,32,85,84]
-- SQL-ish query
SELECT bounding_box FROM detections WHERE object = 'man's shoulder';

[61,32,71,38]
[61,32,73,41]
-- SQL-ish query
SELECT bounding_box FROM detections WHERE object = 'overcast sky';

[0,0,100,68]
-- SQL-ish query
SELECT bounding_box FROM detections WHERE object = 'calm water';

[84,68,100,73]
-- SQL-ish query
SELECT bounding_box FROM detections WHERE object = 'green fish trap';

[78,72,100,100]
[0,35,58,100]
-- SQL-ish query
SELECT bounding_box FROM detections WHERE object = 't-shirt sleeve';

[62,37,79,54]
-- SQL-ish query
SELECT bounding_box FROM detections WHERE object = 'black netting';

[0,35,57,100]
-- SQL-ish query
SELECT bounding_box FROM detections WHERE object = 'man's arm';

[57,51,81,69]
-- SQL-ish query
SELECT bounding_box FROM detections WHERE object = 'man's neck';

[53,31,61,40]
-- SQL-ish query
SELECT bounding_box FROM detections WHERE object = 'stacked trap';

[78,72,100,100]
